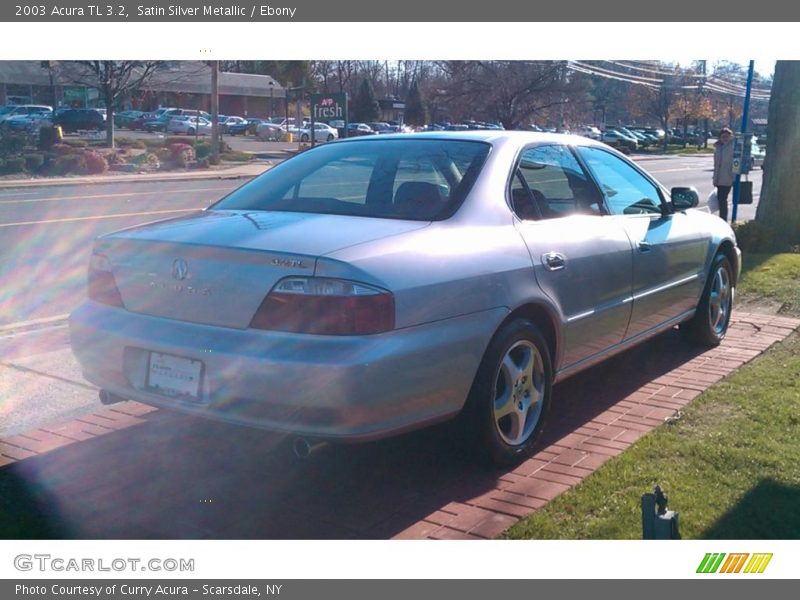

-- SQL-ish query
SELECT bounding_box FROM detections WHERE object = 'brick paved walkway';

[0,312,797,539]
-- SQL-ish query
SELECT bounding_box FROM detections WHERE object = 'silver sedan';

[70,132,740,465]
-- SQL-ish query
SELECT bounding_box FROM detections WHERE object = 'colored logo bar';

[697,553,772,574]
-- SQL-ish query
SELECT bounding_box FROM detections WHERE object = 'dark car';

[54,109,105,133]
[114,110,145,129]
[142,115,174,133]
[366,122,394,134]
[347,123,375,137]
[221,116,249,135]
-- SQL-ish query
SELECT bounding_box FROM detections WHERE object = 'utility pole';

[211,60,219,165]
[731,60,755,224]
[700,60,709,148]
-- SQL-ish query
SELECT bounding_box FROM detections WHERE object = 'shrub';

[154,147,171,163]
[3,156,26,174]
[24,153,45,172]
[0,132,28,157]
[50,153,87,176]
[734,221,800,254]
[168,143,195,168]
[166,136,195,146]
[115,137,146,149]
[51,143,75,155]
[83,150,109,175]
[194,141,212,159]
[105,150,123,165]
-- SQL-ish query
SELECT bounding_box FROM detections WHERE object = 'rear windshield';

[212,138,490,221]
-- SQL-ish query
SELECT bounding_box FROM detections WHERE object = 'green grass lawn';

[505,253,800,540]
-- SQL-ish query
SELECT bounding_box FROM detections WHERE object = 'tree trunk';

[755,61,800,242]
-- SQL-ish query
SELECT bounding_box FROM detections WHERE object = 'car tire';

[301,134,309,142]
[187,128,195,136]
[326,134,334,142]
[465,319,553,466]
[680,253,734,346]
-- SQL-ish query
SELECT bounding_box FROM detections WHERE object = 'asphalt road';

[0,179,246,328]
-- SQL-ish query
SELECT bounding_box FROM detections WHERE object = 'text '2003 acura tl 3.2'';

[70,131,740,465]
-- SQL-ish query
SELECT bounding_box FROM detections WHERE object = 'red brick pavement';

[0,312,797,539]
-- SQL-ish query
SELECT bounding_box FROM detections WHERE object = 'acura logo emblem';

[172,259,189,281]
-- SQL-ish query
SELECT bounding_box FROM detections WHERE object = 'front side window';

[577,146,663,216]
[213,139,490,221]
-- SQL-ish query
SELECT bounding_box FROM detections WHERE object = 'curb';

[0,166,272,190]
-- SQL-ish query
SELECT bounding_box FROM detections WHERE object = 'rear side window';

[512,145,603,219]
[214,139,490,221]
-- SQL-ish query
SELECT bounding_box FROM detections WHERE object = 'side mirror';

[670,187,699,211]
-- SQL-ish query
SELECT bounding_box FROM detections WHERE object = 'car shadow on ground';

[0,328,707,540]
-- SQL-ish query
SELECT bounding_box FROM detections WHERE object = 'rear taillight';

[250,277,395,335]
[88,253,124,308]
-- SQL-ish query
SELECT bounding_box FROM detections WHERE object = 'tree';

[404,81,428,127]
[628,74,681,150]
[54,61,166,148]
[352,78,380,122]
[437,61,568,129]
[755,61,800,246]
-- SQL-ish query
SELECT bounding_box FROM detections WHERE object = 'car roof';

[335,130,607,149]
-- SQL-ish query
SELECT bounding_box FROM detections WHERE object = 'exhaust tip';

[99,390,127,405]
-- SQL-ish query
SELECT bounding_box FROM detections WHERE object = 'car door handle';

[542,252,566,271]
[638,241,652,253]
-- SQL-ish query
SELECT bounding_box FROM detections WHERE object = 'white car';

[296,122,339,143]
[167,116,212,136]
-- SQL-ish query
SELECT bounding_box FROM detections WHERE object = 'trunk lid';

[95,210,427,329]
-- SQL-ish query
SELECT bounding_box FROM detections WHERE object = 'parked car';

[601,130,638,152]
[70,131,740,465]
[1,107,52,131]
[221,116,249,135]
[749,137,766,170]
[143,109,210,132]
[580,126,601,140]
[0,104,52,123]
[297,122,339,143]
[54,108,105,133]
[142,114,173,132]
[114,110,146,129]
[128,112,156,131]
[255,121,285,140]
[366,122,394,134]
[347,122,375,136]
[167,116,212,136]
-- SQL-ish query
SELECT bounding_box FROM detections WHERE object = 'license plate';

[146,352,203,401]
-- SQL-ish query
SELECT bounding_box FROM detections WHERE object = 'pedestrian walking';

[713,128,735,222]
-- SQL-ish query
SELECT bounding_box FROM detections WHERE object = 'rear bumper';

[70,302,506,441]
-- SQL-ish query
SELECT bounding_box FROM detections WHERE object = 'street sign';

[310,93,347,123]
[310,92,349,144]
[732,132,753,175]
